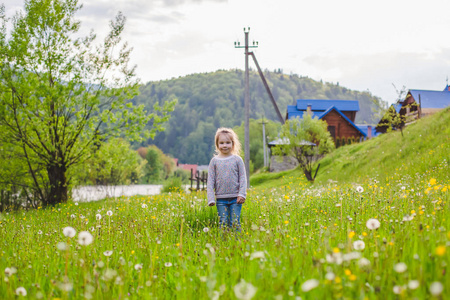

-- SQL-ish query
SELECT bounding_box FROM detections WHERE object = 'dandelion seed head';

[301,279,319,292]
[165,262,172,267]
[366,218,380,230]
[96,214,102,220]
[78,231,93,246]
[107,211,113,216]
[15,287,27,296]
[353,240,365,251]
[234,279,257,300]
[394,262,407,273]
[63,227,76,238]
[408,280,419,290]
[103,250,113,257]
[430,282,443,296]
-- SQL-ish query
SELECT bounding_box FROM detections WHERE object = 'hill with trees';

[134,69,388,165]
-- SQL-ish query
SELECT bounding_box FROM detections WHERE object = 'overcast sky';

[5,0,450,104]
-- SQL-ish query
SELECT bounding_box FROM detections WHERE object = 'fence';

[189,169,207,191]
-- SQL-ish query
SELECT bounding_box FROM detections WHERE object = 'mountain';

[133,69,388,165]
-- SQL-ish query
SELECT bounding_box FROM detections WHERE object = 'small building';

[376,86,450,133]
[286,99,368,143]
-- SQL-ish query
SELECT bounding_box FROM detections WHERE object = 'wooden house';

[376,86,450,132]
[286,100,367,143]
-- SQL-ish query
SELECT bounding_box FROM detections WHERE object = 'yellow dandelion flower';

[284,220,289,224]
[333,247,340,253]
[348,231,356,239]
[429,178,437,185]
[436,246,446,256]
[335,277,342,284]
[442,187,448,192]
[344,269,352,276]
[362,232,368,237]
[411,210,416,214]
[349,274,357,281]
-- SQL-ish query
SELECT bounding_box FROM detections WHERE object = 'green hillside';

[251,107,450,188]
[134,69,387,165]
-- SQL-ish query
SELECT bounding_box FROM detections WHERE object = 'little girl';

[207,127,247,231]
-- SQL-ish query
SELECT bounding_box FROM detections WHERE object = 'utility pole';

[260,117,268,168]
[235,27,257,187]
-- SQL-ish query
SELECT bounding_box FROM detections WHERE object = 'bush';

[161,177,183,193]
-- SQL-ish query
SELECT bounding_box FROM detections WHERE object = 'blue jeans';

[216,198,242,231]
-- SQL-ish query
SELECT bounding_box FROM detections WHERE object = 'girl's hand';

[208,202,215,206]
[237,196,245,204]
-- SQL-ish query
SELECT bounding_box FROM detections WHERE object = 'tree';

[0,0,175,206]
[272,114,335,181]
[70,138,146,186]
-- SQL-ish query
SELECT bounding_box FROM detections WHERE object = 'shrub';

[161,177,183,193]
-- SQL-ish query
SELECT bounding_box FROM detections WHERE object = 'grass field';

[0,109,449,299]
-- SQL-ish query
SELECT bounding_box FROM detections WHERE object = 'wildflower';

[408,280,419,290]
[394,262,407,273]
[356,186,364,193]
[59,282,73,292]
[435,245,446,256]
[4,267,17,277]
[429,178,437,186]
[134,264,143,271]
[203,227,209,233]
[57,242,67,251]
[15,287,27,296]
[393,285,404,295]
[429,282,443,296]
[164,262,172,267]
[234,279,257,300]
[74,202,79,206]
[301,279,319,292]
[106,211,113,216]
[348,231,355,239]
[96,214,102,220]
[358,257,371,268]
[103,250,113,257]
[38,230,43,235]
[353,240,365,251]
[250,251,265,260]
[63,227,76,238]
[402,215,414,221]
[325,272,335,280]
[70,214,76,218]
[141,204,148,209]
[78,231,94,246]
[366,218,380,230]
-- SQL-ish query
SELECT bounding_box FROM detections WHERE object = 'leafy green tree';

[0,0,175,206]
[71,138,145,186]
[272,114,335,181]
[143,146,163,183]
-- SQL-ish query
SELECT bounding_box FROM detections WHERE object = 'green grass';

[0,108,449,299]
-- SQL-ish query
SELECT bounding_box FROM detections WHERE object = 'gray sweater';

[207,155,247,205]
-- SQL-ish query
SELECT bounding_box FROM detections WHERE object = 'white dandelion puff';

[366,218,380,230]
[164,262,172,267]
[103,250,113,257]
[393,285,404,294]
[394,262,407,273]
[325,272,335,280]
[356,186,364,193]
[106,211,113,216]
[96,214,102,220]
[63,227,76,238]
[353,240,365,251]
[358,257,371,268]
[78,231,93,246]
[249,251,265,260]
[74,202,79,206]
[4,267,17,277]
[429,282,443,296]
[301,279,319,292]
[15,287,27,296]
[141,204,148,209]
[408,280,419,290]
[57,242,67,251]
[234,279,257,300]
[203,227,209,233]
[134,264,143,271]
[38,230,43,235]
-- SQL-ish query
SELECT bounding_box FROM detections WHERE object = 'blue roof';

[394,103,402,113]
[318,106,367,137]
[409,90,450,109]
[356,125,381,138]
[296,99,360,111]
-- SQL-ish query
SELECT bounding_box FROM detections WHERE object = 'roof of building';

[356,124,381,138]
[318,106,367,137]
[295,99,360,112]
[408,89,450,109]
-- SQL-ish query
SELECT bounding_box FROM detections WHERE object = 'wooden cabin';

[286,100,367,144]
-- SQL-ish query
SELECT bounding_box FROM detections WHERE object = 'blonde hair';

[214,127,241,156]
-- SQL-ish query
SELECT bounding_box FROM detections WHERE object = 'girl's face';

[217,133,233,156]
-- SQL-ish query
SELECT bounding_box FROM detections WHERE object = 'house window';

[328,126,336,140]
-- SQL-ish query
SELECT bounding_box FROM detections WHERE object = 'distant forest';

[133,69,388,165]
